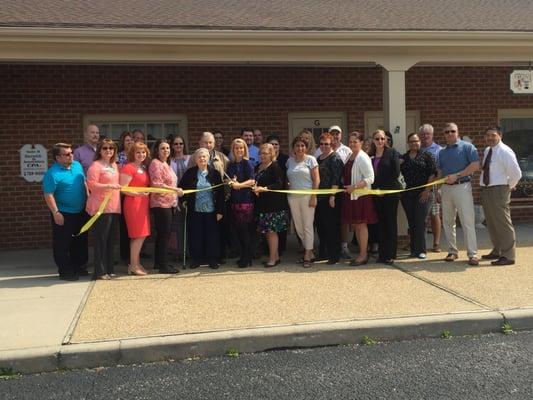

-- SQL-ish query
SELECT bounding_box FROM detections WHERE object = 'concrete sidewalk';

[1,225,532,374]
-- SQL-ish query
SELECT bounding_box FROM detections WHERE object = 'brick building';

[1,1,533,249]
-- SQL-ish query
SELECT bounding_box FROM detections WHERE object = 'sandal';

[302,259,313,268]
[297,258,315,264]
[432,244,441,252]
[444,253,458,262]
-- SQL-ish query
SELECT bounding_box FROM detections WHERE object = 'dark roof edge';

[1,22,533,33]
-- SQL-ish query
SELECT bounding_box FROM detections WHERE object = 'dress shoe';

[350,257,368,266]
[189,264,200,269]
[96,274,111,280]
[326,258,339,265]
[468,257,480,266]
[76,269,89,276]
[127,264,147,276]
[159,266,178,274]
[377,258,394,265]
[209,263,220,269]
[481,253,500,260]
[491,257,515,266]
[59,274,79,281]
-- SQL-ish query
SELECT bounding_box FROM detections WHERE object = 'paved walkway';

[1,225,532,373]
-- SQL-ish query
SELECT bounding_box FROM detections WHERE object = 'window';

[83,114,188,148]
[498,109,533,199]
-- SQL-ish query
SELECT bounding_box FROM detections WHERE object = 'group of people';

[43,122,521,281]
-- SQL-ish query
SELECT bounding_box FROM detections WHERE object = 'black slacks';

[152,207,173,269]
[401,193,429,255]
[315,197,341,261]
[374,195,399,261]
[51,211,89,277]
[187,211,220,265]
[92,213,117,276]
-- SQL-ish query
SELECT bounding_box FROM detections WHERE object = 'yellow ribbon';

[76,183,226,235]
[77,179,445,235]
[265,177,447,197]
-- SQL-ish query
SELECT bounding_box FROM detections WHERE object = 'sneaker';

[417,253,427,259]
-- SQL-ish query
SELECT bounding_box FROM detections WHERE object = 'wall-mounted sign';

[20,144,48,182]
[510,70,532,94]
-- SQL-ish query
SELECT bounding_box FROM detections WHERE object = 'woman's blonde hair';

[230,138,249,160]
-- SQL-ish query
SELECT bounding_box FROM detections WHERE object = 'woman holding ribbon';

[286,135,320,268]
[120,141,151,276]
[180,148,225,269]
[400,132,437,259]
[315,132,344,265]
[369,129,402,265]
[227,139,256,268]
[86,139,121,280]
[149,139,184,274]
[342,131,377,266]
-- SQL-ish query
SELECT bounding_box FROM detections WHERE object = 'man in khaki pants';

[479,126,522,266]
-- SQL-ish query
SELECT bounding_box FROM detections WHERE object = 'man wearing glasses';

[43,143,89,281]
[437,123,480,266]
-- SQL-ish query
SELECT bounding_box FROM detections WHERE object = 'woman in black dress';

[400,132,437,259]
[253,143,289,267]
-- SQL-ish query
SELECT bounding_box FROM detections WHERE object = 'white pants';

[288,194,315,251]
[441,182,478,258]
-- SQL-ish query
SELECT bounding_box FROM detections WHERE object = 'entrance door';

[288,112,347,146]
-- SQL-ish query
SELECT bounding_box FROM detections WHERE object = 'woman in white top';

[286,135,320,268]
[342,131,377,266]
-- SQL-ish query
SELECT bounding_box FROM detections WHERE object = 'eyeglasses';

[101,146,114,150]
[173,142,183,146]
[319,142,331,146]
[444,130,457,134]
[60,152,73,157]
[373,137,386,141]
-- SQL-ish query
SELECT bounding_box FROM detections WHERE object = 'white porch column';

[378,59,416,238]
[379,59,416,153]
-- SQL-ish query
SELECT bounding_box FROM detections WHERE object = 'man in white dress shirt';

[479,126,522,266]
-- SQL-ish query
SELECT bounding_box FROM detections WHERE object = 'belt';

[446,178,471,185]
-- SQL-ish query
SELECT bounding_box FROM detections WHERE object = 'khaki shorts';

[427,190,440,216]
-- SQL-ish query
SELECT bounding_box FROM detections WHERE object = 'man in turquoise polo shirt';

[437,123,480,266]
[43,143,88,281]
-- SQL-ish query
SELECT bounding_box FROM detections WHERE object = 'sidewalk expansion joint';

[62,279,96,345]
[391,264,498,313]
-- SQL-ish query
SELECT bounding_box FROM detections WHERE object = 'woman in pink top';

[120,142,151,276]
[149,139,184,274]
[86,139,121,280]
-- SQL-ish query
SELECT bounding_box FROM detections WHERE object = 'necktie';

[482,147,492,186]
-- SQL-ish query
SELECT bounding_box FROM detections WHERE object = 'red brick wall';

[0,64,531,249]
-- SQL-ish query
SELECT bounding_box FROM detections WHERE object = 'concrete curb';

[4,308,529,375]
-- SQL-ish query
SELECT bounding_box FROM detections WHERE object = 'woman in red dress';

[119,142,151,276]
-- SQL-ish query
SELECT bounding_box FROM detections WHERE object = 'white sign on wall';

[510,70,532,94]
[19,144,48,182]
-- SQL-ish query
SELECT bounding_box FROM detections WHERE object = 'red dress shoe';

[491,257,515,266]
